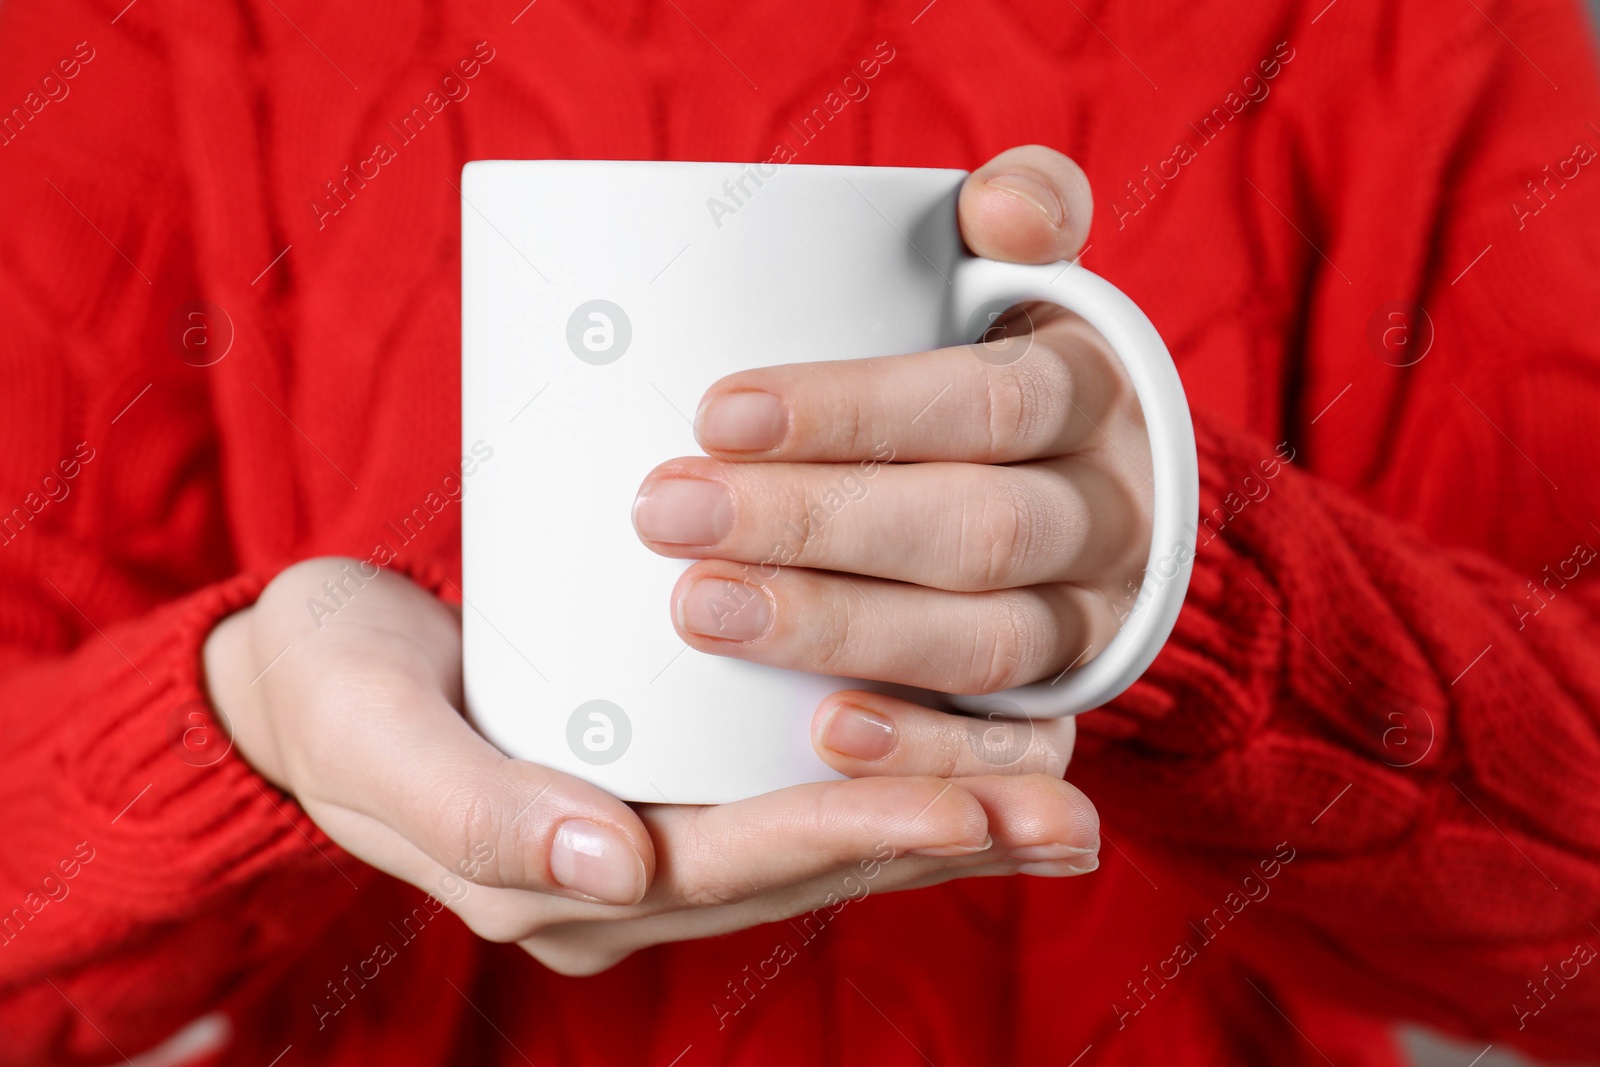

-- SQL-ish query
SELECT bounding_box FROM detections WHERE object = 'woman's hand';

[635,145,1151,732]
[206,557,1099,976]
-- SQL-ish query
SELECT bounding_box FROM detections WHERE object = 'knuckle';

[985,361,1052,455]
[965,710,1037,772]
[438,780,515,887]
[812,581,859,678]
[662,815,753,909]
[928,723,968,778]
[839,396,871,458]
[969,594,1039,694]
[1037,336,1078,411]
[955,480,1038,591]
[972,343,1062,444]
[779,485,830,565]
[979,364,1030,457]
[807,779,870,839]
[910,777,987,838]
[677,869,750,910]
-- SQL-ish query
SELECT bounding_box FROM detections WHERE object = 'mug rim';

[462,158,970,179]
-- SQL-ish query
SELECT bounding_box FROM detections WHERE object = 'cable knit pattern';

[3,0,1599,1064]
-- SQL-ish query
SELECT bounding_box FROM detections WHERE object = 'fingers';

[689,318,1126,463]
[640,775,992,905]
[959,145,1093,264]
[665,564,1113,694]
[516,772,1100,972]
[636,769,1095,904]
[810,700,1103,873]
[813,689,1076,778]
[635,454,1137,591]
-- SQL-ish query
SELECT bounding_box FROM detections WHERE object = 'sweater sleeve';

[1075,0,1600,1059]
[1077,415,1600,1058]
[0,7,383,1061]
[0,573,388,1066]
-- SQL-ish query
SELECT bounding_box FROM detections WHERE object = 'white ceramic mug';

[461,160,1198,804]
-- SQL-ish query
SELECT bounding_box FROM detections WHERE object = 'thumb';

[353,686,656,906]
[959,144,1093,264]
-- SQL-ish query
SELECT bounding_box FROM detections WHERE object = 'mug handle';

[946,257,1200,718]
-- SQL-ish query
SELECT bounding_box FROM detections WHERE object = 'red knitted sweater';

[4,0,1600,1064]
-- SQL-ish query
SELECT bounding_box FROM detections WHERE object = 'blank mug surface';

[462,161,974,804]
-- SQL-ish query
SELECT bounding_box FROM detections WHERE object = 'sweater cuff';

[40,571,363,960]
[30,555,458,968]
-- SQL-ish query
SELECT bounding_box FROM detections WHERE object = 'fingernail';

[1017,854,1099,877]
[633,478,733,546]
[819,704,897,762]
[911,834,993,858]
[1006,843,1099,862]
[679,577,772,641]
[698,391,786,452]
[550,819,646,904]
[986,173,1064,228]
